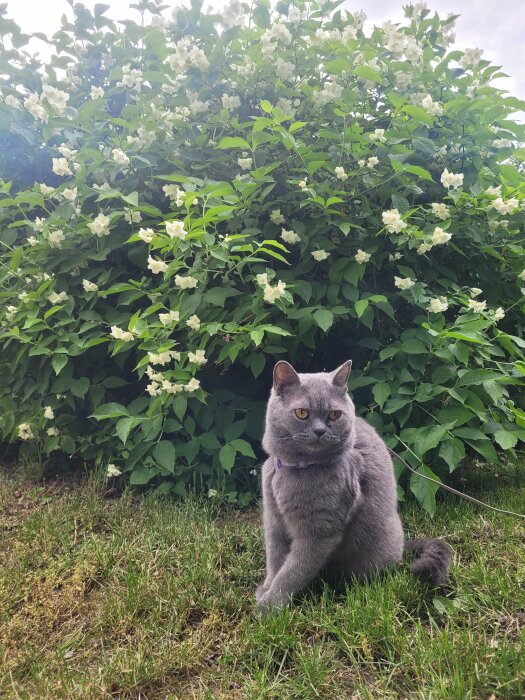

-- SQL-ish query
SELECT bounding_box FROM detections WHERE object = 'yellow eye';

[328,410,342,421]
[294,408,309,420]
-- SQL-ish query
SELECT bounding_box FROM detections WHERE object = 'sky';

[5,0,525,102]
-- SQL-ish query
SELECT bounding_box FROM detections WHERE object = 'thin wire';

[387,447,525,520]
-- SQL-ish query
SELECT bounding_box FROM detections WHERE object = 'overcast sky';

[6,0,525,101]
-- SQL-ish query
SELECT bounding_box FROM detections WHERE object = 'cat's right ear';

[273,361,300,394]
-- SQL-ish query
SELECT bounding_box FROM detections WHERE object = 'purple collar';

[275,456,318,470]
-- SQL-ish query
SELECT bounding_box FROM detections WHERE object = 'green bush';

[1,0,524,512]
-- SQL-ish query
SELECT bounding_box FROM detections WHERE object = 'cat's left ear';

[331,360,352,390]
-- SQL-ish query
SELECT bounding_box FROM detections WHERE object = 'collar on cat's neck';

[274,456,320,470]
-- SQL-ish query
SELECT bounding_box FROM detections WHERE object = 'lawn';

[0,461,524,699]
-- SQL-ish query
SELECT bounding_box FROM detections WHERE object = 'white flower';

[42,85,69,114]
[148,256,168,274]
[138,228,154,243]
[186,314,201,330]
[83,279,98,292]
[17,423,34,440]
[404,36,423,64]
[4,94,21,108]
[357,159,366,167]
[263,281,287,303]
[88,213,111,237]
[441,168,464,189]
[256,273,269,286]
[467,299,487,313]
[394,276,415,290]
[222,93,241,110]
[159,310,179,325]
[298,179,308,189]
[47,427,60,437]
[112,148,130,167]
[39,183,54,196]
[163,381,184,395]
[110,326,134,342]
[432,227,452,245]
[270,209,285,225]
[238,157,253,171]
[208,488,218,498]
[355,249,371,264]
[492,138,513,148]
[428,297,448,313]
[468,288,482,298]
[395,72,412,89]
[107,464,121,477]
[313,81,343,108]
[421,94,444,116]
[519,270,525,281]
[57,143,77,159]
[62,187,77,201]
[6,305,18,320]
[90,86,105,99]
[185,377,201,392]
[188,349,207,365]
[382,209,407,233]
[175,274,198,289]
[52,158,72,176]
[124,209,142,224]
[335,166,348,181]
[485,186,502,196]
[44,405,54,419]
[148,350,180,365]
[492,197,518,215]
[276,58,295,82]
[24,92,47,121]
[48,291,68,304]
[459,48,483,70]
[280,228,300,244]
[48,230,65,249]
[367,157,379,168]
[493,307,505,321]
[166,220,187,240]
[312,249,330,261]
[163,184,185,206]
[431,203,450,220]
[146,380,162,396]
[417,243,433,255]
[369,128,386,143]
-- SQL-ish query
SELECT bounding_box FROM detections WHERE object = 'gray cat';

[256,360,452,612]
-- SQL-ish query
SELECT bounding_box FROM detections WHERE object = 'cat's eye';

[328,410,342,421]
[294,408,309,420]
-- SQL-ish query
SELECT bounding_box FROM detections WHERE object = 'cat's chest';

[271,463,351,537]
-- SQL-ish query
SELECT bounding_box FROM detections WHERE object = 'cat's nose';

[313,427,326,437]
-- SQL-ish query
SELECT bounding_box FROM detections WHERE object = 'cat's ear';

[331,360,352,390]
[273,361,300,394]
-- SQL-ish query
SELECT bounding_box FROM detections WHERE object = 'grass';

[0,461,524,699]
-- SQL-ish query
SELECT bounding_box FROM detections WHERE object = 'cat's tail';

[404,538,453,586]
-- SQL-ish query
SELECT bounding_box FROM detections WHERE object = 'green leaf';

[200,432,221,450]
[439,438,466,471]
[216,136,251,150]
[70,377,90,398]
[355,299,369,318]
[464,439,498,463]
[414,423,456,458]
[400,339,427,354]
[353,65,382,82]
[230,438,256,458]
[493,430,518,450]
[313,309,334,333]
[60,435,75,455]
[203,287,242,306]
[372,382,391,408]
[92,402,129,420]
[219,444,236,473]
[250,353,265,378]
[116,416,137,445]
[153,441,176,473]
[51,355,68,376]
[130,466,155,485]
[410,466,441,516]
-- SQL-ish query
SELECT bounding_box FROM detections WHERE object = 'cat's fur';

[256,360,452,611]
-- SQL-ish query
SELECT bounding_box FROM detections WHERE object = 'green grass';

[1,462,524,699]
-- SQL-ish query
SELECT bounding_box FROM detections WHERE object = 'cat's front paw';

[255,587,290,613]
[255,583,269,603]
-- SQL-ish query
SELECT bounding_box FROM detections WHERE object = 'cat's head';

[262,360,356,459]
